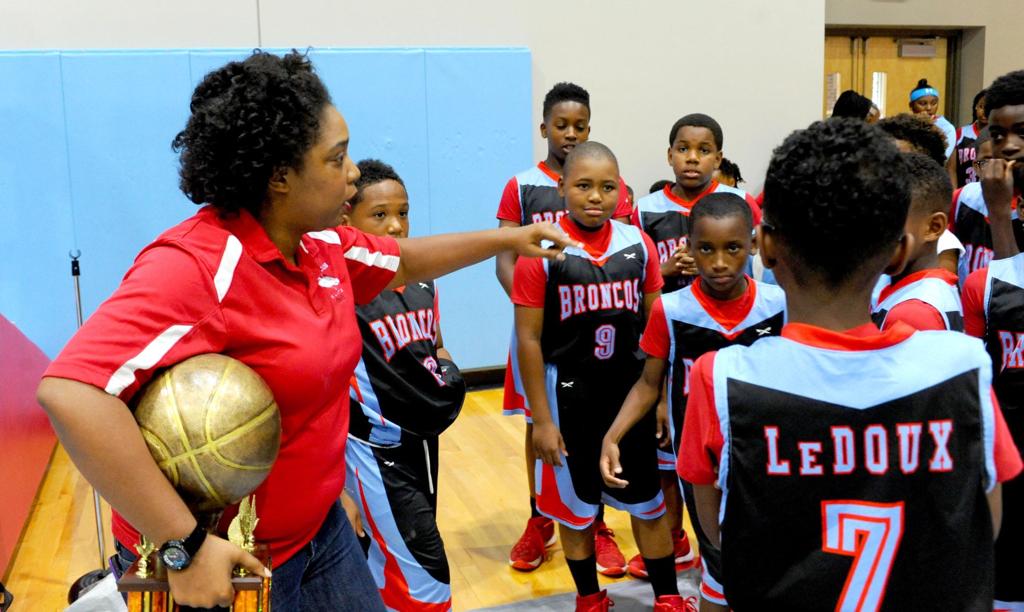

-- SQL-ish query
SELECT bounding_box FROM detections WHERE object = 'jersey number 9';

[594,324,616,360]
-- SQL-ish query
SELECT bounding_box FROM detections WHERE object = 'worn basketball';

[134,354,281,513]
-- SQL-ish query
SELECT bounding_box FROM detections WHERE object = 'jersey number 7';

[821,500,904,612]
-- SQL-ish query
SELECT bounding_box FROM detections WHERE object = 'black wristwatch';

[159,524,208,571]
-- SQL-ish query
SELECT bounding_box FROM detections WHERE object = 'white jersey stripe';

[344,245,400,272]
[214,235,243,302]
[307,229,342,245]
[104,324,193,396]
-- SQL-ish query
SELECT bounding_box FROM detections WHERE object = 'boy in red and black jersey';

[601,193,785,609]
[950,128,1024,283]
[961,69,1024,611]
[514,142,690,612]
[341,160,467,611]
[947,89,988,188]
[497,82,632,574]
[679,119,1020,610]
[631,114,761,294]
[872,153,963,331]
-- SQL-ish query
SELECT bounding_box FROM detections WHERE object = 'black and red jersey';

[966,252,1024,414]
[631,182,761,294]
[348,281,466,445]
[949,182,1024,282]
[679,322,1022,610]
[640,277,785,450]
[952,122,981,188]
[496,161,631,227]
[512,217,662,369]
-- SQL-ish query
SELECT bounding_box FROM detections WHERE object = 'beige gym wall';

[826,0,1024,125]
[0,0,825,195]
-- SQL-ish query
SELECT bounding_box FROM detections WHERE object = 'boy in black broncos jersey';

[513,142,689,612]
[498,82,632,575]
[960,69,1024,612]
[341,160,467,611]
[601,193,785,610]
[679,119,1021,611]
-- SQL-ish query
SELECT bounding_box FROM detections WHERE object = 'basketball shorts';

[995,409,1024,607]
[345,435,451,611]
[502,331,531,422]
[680,479,726,606]
[535,361,664,529]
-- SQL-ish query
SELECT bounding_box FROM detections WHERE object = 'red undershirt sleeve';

[883,299,949,331]
[639,298,670,359]
[961,268,989,338]
[496,177,522,223]
[511,257,547,308]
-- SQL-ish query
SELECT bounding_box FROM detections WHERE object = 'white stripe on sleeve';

[104,324,193,396]
[307,230,342,245]
[344,245,400,272]
[214,235,243,302]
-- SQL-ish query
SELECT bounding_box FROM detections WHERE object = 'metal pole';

[69,249,107,569]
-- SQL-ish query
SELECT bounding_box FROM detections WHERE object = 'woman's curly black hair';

[172,50,332,216]
[876,113,947,165]
[763,118,909,288]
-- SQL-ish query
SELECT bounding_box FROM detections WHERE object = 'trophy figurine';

[117,355,281,612]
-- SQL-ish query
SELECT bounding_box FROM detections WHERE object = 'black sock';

[595,505,605,524]
[566,555,600,596]
[530,496,541,518]
[643,554,679,597]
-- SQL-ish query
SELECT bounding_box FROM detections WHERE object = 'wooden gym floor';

[5,388,695,610]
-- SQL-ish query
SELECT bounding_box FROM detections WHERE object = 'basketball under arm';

[36,377,197,544]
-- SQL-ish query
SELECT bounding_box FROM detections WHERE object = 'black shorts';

[345,435,451,609]
[535,361,664,529]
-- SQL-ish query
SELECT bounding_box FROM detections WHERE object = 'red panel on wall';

[0,315,55,576]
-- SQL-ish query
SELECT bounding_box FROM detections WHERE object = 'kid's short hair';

[763,118,910,287]
[901,152,952,216]
[877,113,947,165]
[543,82,590,120]
[352,158,404,206]
[985,70,1024,116]
[689,192,753,236]
[669,113,723,150]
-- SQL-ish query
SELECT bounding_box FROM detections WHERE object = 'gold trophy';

[118,354,281,611]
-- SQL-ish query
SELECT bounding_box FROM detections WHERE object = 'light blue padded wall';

[0,48,532,369]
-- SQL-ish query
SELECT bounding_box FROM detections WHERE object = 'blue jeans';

[112,501,384,611]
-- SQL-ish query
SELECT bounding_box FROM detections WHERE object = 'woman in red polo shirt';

[36,51,577,611]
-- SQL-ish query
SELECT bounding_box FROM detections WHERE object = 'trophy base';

[118,544,271,612]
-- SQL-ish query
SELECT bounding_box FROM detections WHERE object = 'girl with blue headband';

[910,78,956,160]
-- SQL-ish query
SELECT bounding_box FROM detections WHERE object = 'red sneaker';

[653,594,698,611]
[626,530,698,578]
[594,522,626,577]
[626,553,648,579]
[509,516,556,571]
[673,529,697,570]
[575,589,613,612]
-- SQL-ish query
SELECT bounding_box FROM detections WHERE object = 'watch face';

[162,546,189,571]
